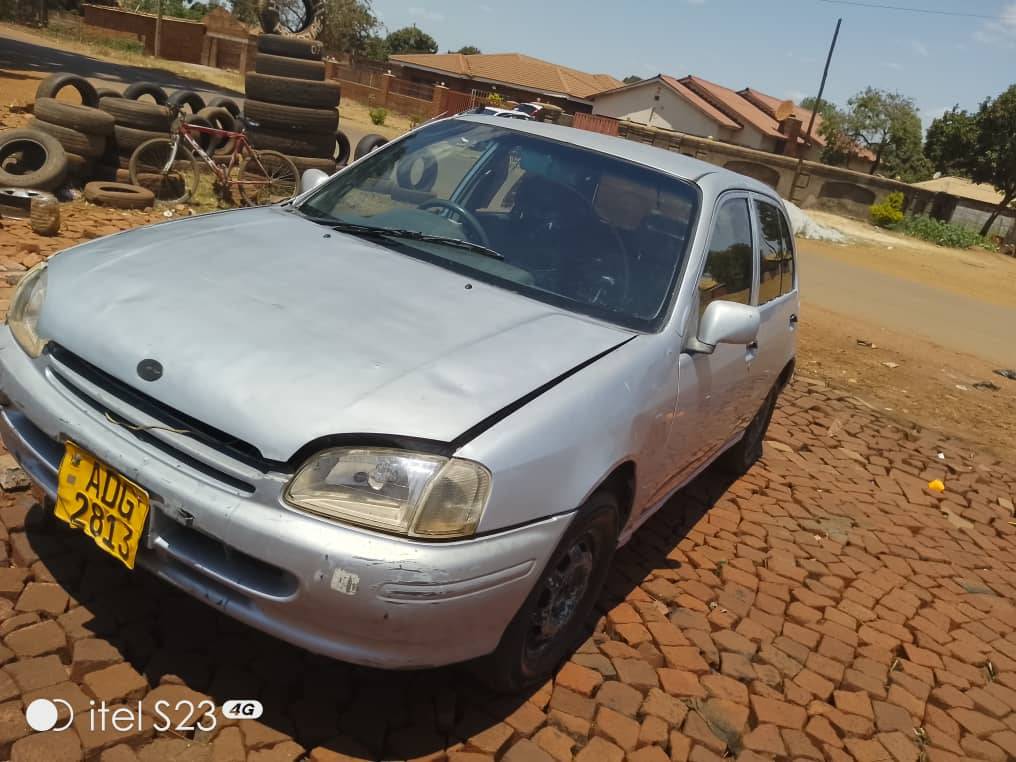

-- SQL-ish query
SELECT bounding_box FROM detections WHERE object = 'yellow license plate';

[55,442,149,569]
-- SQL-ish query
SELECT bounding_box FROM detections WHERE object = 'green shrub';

[486,92,504,107]
[369,107,388,126]
[870,191,904,228]
[892,216,997,250]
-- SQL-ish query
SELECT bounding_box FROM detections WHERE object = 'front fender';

[458,332,679,535]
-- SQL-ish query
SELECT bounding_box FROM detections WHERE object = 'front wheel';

[129,138,199,205]
[238,150,299,206]
[480,491,619,693]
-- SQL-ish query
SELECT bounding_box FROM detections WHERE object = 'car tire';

[166,89,206,115]
[0,128,69,191]
[248,126,334,158]
[99,97,173,131]
[254,53,326,81]
[333,129,350,165]
[719,387,778,475]
[353,133,387,161]
[83,181,155,209]
[32,98,115,136]
[244,73,340,109]
[123,82,169,104]
[207,96,241,118]
[35,73,99,107]
[64,152,93,178]
[257,34,322,60]
[242,99,338,133]
[480,491,619,693]
[113,125,168,155]
[29,118,106,158]
[285,154,336,175]
[194,107,237,155]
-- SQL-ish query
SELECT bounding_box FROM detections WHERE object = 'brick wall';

[82,4,205,64]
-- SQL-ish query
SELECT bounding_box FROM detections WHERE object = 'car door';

[663,193,761,490]
[750,195,799,398]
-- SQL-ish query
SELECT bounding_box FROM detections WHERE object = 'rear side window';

[700,197,753,316]
[754,200,789,305]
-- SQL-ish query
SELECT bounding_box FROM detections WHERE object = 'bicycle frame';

[163,121,273,192]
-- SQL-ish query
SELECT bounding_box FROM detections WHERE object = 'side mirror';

[688,301,760,354]
[301,168,330,193]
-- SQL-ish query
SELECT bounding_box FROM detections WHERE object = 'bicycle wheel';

[128,138,199,205]
[238,150,299,206]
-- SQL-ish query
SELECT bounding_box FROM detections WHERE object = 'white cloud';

[883,61,903,71]
[910,39,928,57]
[973,2,1016,45]
[408,6,444,23]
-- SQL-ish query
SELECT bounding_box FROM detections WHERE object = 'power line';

[816,0,996,19]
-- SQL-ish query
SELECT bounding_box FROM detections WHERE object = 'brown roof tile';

[390,52,623,101]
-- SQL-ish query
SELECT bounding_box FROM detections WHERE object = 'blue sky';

[371,0,1016,129]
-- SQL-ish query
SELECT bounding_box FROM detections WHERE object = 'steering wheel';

[419,199,491,248]
[581,226,631,309]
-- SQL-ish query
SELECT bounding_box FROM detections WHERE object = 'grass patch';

[891,215,998,251]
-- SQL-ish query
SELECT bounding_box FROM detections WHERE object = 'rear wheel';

[480,491,619,693]
[238,150,299,205]
[129,138,199,205]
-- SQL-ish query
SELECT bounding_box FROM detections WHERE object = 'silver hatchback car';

[0,116,797,690]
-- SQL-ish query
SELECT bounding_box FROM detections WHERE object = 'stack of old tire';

[244,35,355,174]
[97,82,242,175]
[28,74,113,183]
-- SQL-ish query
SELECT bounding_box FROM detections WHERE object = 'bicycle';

[128,107,300,207]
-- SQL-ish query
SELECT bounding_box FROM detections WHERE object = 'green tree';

[384,25,438,54]
[622,75,642,84]
[318,0,382,56]
[841,87,929,178]
[799,96,851,165]
[361,34,388,60]
[968,85,1016,235]
[452,45,481,55]
[228,0,259,25]
[924,107,978,176]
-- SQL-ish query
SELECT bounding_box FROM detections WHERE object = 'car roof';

[454,114,780,199]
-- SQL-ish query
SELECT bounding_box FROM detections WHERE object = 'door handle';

[789,313,799,326]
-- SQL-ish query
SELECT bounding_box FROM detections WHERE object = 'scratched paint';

[330,568,360,595]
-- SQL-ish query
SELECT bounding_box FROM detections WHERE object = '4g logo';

[221,700,264,720]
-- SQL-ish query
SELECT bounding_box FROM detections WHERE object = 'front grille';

[47,344,284,490]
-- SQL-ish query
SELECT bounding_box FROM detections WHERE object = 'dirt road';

[799,241,1016,368]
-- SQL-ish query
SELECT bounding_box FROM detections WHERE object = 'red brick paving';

[0,369,1012,760]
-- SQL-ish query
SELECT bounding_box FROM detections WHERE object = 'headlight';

[6,262,48,358]
[285,447,491,539]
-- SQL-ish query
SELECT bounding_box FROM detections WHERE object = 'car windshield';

[515,104,538,114]
[298,119,700,330]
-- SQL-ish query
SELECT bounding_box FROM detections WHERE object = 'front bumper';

[0,329,573,668]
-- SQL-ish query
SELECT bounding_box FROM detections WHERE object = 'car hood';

[40,207,633,462]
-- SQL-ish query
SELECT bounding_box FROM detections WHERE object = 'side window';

[753,200,786,305]
[778,211,796,295]
[699,198,753,317]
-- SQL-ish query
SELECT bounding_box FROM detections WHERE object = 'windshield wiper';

[293,210,504,261]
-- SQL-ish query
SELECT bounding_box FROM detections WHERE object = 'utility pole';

[789,18,841,204]
[154,0,164,58]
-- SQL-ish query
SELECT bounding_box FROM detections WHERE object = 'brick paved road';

[0,378,1014,761]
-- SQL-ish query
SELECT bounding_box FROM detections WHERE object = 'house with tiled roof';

[389,52,623,113]
[591,74,873,171]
